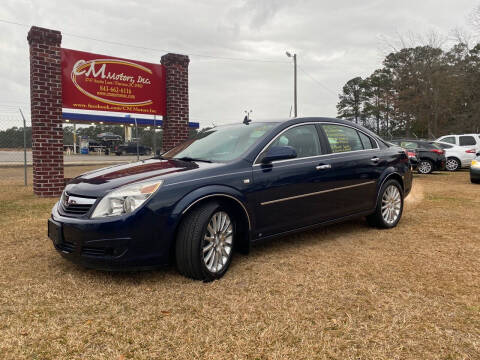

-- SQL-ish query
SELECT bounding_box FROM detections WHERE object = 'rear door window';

[322,125,364,153]
[459,136,476,146]
[358,132,376,149]
[440,136,456,145]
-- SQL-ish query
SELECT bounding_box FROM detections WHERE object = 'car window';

[459,136,476,146]
[358,132,376,149]
[165,123,277,162]
[268,124,321,158]
[322,124,364,153]
[440,136,456,144]
[436,143,452,149]
[427,142,442,150]
[399,141,418,150]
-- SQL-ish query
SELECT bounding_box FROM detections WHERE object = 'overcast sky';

[0,0,478,128]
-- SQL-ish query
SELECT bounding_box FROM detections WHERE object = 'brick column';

[160,53,190,151]
[27,26,64,197]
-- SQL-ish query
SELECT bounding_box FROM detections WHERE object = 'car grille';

[59,192,97,217]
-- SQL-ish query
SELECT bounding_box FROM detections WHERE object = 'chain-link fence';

[0,109,31,185]
[0,109,201,186]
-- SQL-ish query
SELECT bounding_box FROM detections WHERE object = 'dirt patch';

[0,168,479,359]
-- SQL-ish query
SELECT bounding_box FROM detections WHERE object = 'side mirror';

[261,146,297,163]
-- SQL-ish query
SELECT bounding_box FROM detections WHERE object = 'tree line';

[337,42,480,139]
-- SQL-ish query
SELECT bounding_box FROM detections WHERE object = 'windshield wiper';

[175,156,212,163]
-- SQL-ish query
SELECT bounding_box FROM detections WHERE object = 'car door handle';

[316,164,331,170]
[370,157,380,162]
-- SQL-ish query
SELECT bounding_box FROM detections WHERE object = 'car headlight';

[91,180,163,218]
[472,160,480,168]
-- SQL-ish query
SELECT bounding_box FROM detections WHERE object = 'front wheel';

[176,201,235,281]
[367,179,404,229]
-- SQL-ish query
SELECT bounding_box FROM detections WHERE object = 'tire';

[176,201,235,281]
[417,160,433,174]
[471,178,480,184]
[367,179,404,229]
[445,157,460,172]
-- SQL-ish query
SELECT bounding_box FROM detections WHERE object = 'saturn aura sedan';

[48,117,412,281]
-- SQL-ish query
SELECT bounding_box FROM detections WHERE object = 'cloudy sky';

[0,0,478,128]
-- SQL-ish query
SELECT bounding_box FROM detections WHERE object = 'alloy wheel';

[418,161,432,174]
[381,185,402,225]
[446,158,459,171]
[202,211,233,273]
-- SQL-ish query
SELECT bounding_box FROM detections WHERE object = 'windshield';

[163,123,278,162]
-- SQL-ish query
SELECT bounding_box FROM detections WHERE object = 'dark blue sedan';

[48,117,412,280]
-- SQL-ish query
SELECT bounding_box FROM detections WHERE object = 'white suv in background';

[436,134,480,152]
[435,141,477,171]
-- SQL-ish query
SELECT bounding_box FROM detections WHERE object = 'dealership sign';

[61,49,166,115]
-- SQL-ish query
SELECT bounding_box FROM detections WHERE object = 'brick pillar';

[160,53,190,151]
[27,26,64,197]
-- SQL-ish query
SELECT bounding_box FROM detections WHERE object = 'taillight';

[466,149,476,154]
[431,149,444,155]
[407,151,416,158]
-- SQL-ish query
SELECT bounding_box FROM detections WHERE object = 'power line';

[298,65,338,97]
[0,18,289,64]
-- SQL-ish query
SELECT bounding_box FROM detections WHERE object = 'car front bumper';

[48,203,172,270]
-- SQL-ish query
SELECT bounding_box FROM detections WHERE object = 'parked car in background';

[436,134,480,153]
[115,143,152,156]
[435,141,477,171]
[48,117,412,281]
[471,154,480,183]
[390,139,446,174]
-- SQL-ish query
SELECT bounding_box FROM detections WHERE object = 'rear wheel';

[417,160,433,174]
[176,201,235,281]
[471,178,480,184]
[446,157,460,171]
[367,179,403,229]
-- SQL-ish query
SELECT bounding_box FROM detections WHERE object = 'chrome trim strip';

[252,149,378,170]
[253,121,379,165]
[181,194,251,230]
[260,181,376,206]
[64,195,96,205]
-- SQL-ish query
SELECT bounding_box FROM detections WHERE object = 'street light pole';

[286,51,297,117]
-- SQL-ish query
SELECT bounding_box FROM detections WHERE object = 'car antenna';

[243,110,252,125]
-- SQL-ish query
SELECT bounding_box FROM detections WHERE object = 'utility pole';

[286,51,297,117]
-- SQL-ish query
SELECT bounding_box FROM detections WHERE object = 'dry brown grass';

[0,167,479,359]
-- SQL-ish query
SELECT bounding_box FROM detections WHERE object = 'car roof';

[217,117,377,132]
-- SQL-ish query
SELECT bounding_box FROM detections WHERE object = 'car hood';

[64,158,215,198]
